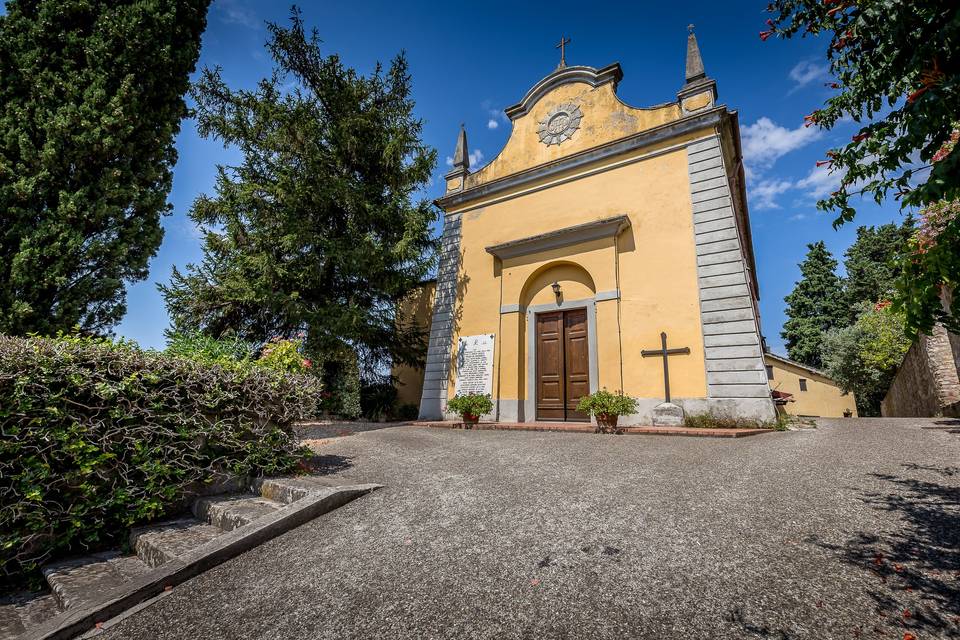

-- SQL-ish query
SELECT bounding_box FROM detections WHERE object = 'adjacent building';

[763,353,857,418]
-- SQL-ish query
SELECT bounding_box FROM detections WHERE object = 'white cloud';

[750,178,793,211]
[741,117,820,171]
[444,149,484,169]
[788,213,807,222]
[481,100,509,130]
[796,163,844,199]
[788,60,830,92]
[214,0,260,29]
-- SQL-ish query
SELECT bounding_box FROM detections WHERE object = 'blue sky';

[110,0,909,353]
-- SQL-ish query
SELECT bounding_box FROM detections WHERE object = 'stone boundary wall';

[882,323,960,417]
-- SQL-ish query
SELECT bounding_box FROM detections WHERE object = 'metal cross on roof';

[555,35,571,69]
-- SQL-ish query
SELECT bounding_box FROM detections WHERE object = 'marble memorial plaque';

[454,334,495,396]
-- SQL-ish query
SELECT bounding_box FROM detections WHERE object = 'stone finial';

[685,27,706,84]
[452,123,469,171]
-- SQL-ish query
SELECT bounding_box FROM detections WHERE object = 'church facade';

[409,32,776,425]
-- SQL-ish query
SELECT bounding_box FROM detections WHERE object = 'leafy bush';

[320,350,361,419]
[165,331,257,365]
[821,301,912,416]
[0,334,321,587]
[360,382,398,421]
[396,403,419,421]
[259,336,313,374]
[446,393,493,419]
[166,331,314,376]
[576,389,638,417]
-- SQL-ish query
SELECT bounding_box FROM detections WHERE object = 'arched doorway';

[519,263,598,422]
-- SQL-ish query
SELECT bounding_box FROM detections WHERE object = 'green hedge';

[0,334,321,587]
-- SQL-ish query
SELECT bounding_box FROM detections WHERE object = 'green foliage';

[0,333,319,587]
[842,219,914,322]
[165,331,257,366]
[446,394,494,419]
[159,8,436,378]
[321,349,361,419]
[0,0,211,335]
[259,336,313,375]
[396,403,419,421]
[575,389,638,417]
[763,1,960,333]
[782,241,846,368]
[821,302,912,415]
[359,382,399,421]
[895,200,960,336]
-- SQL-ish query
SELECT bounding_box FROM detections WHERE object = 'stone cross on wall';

[641,332,690,404]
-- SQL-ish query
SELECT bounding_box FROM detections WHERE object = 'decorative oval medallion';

[537,103,582,146]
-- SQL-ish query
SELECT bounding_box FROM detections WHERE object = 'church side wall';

[686,133,776,422]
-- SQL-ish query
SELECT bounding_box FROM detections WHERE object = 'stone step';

[193,494,284,532]
[254,476,342,505]
[130,517,225,568]
[43,551,150,611]
[0,594,59,640]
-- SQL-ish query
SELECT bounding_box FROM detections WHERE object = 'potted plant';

[576,389,638,434]
[446,393,494,428]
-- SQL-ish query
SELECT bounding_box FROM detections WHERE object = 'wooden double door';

[535,308,590,422]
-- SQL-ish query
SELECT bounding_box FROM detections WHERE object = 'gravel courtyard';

[105,419,959,639]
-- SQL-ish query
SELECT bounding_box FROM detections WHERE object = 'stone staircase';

[0,477,354,640]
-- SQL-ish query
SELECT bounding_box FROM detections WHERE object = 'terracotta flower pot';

[462,413,480,428]
[596,413,620,434]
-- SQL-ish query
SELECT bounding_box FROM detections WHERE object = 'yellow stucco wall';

[393,281,435,407]
[444,132,711,404]
[765,355,857,418]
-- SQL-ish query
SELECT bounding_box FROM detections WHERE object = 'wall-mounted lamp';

[551,281,562,300]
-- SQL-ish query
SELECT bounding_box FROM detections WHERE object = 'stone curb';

[26,484,383,640]
[414,421,778,438]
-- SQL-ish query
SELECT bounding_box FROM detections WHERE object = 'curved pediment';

[504,64,624,120]
[461,63,684,191]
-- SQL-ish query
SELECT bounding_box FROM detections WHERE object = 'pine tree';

[0,0,211,335]
[160,10,437,376]
[842,218,914,322]
[782,241,845,368]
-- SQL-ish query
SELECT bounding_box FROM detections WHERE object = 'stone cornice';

[485,215,630,260]
[504,63,623,121]
[436,106,727,212]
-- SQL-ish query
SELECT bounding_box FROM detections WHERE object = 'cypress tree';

[781,241,845,368]
[0,0,211,335]
[842,218,914,322]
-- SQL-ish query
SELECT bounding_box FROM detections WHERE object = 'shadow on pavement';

[300,453,353,476]
[811,464,960,638]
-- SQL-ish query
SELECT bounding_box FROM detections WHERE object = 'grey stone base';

[652,402,684,426]
[616,397,776,426]
[479,396,774,426]
[418,397,446,421]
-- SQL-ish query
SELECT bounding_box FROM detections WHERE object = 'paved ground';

[104,418,960,639]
